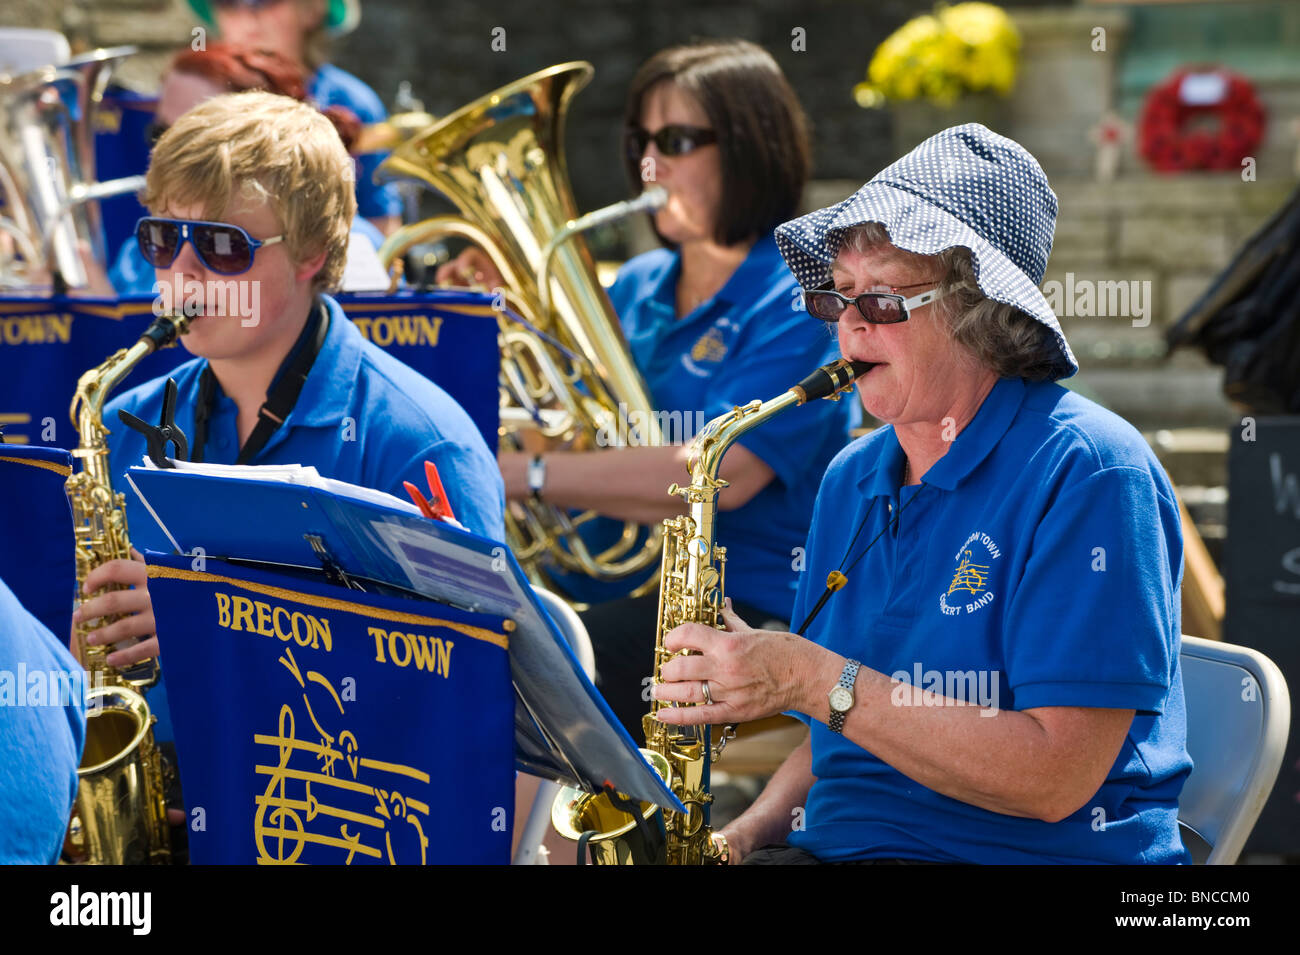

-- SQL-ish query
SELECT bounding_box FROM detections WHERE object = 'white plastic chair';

[511,587,596,865]
[0,29,70,75]
[1178,634,1290,864]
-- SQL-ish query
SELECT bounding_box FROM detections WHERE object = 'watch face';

[829,685,853,712]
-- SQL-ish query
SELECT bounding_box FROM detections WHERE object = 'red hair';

[166,43,360,152]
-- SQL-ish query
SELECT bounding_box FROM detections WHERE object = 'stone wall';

[5,0,1068,213]
[8,0,1293,439]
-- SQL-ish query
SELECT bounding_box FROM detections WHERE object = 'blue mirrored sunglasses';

[135,217,284,276]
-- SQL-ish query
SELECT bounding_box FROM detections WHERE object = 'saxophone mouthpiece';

[139,313,191,352]
[792,359,875,403]
[635,186,669,212]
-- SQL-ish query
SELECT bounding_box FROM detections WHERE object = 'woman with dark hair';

[445,39,856,739]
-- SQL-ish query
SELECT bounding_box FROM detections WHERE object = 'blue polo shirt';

[0,575,85,864]
[104,294,504,744]
[552,233,857,619]
[309,63,402,221]
[107,295,503,541]
[787,377,1191,864]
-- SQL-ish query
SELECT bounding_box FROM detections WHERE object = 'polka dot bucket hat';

[776,123,1078,380]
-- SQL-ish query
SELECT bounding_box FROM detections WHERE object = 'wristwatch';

[827,659,861,734]
[527,454,546,502]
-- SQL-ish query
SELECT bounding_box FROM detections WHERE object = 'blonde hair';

[143,90,356,293]
[837,223,1058,381]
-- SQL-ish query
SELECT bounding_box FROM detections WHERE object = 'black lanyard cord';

[795,480,927,636]
[192,301,330,465]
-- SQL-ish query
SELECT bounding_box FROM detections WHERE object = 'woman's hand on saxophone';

[651,599,833,726]
[73,549,159,667]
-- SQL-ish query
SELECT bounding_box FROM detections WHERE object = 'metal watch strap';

[828,659,861,734]
[528,454,546,501]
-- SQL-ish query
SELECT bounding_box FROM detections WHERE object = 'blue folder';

[126,463,682,811]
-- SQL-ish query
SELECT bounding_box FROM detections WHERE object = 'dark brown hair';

[622,39,811,248]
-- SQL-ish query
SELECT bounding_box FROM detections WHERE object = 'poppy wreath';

[1138,68,1265,172]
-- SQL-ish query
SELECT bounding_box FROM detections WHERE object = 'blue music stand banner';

[145,551,515,865]
[0,289,500,452]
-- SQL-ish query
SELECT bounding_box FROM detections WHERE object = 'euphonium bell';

[0,46,145,290]
[375,62,666,600]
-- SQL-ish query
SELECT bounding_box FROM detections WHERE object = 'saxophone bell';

[551,749,672,865]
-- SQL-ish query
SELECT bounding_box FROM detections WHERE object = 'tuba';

[65,313,190,864]
[374,62,666,599]
[0,46,144,290]
[551,359,872,864]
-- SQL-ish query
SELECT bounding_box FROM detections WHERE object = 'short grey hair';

[836,223,1058,381]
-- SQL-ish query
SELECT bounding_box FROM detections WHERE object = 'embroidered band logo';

[940,531,1001,617]
[682,316,739,377]
[689,326,728,363]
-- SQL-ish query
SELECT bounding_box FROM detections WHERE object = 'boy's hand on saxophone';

[73,548,159,667]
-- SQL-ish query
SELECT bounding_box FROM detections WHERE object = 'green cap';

[187,0,361,38]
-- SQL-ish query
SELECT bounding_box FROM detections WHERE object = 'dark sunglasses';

[135,217,284,276]
[805,282,951,324]
[624,124,717,161]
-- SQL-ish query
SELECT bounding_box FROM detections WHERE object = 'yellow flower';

[940,2,1019,50]
[858,2,1020,107]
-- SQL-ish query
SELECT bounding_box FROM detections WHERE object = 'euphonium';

[66,312,190,864]
[552,358,872,864]
[0,47,145,290]
[374,62,667,600]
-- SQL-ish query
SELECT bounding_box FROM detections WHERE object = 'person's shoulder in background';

[309,63,387,123]
[0,575,85,864]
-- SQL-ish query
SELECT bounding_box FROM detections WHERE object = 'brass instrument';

[0,47,145,290]
[66,313,190,864]
[552,358,872,864]
[374,62,667,599]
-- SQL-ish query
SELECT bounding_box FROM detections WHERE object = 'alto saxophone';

[66,312,190,864]
[553,358,870,864]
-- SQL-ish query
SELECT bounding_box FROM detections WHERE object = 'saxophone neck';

[69,313,190,449]
[683,358,870,492]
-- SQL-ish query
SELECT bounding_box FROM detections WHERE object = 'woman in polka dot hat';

[653,124,1193,865]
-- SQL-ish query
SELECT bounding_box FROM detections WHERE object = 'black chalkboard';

[1224,416,1300,856]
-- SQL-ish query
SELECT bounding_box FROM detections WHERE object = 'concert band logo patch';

[682,316,740,377]
[940,530,1002,617]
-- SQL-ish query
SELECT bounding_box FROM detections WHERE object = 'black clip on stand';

[117,378,189,468]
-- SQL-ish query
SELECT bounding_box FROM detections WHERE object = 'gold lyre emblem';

[689,326,729,364]
[948,548,991,596]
